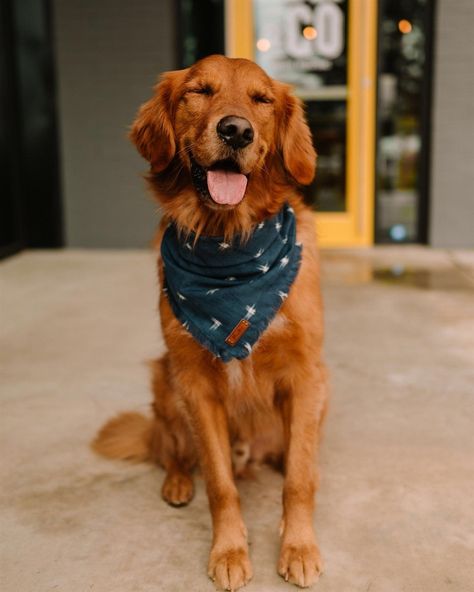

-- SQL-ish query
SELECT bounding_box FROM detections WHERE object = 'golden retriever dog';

[93,55,328,590]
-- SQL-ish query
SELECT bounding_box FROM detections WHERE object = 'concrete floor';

[1,247,473,592]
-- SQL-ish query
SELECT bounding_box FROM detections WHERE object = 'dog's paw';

[161,471,194,507]
[278,542,322,588]
[208,546,253,591]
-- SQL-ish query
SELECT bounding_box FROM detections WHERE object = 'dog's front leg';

[278,364,327,587]
[184,388,252,591]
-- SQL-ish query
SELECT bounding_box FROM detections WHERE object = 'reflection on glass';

[253,0,349,212]
[376,0,430,243]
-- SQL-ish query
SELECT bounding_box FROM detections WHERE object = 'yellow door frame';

[225,0,377,248]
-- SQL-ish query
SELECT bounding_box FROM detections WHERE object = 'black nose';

[217,116,254,149]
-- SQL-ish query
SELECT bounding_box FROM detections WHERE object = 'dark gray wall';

[430,0,474,248]
[53,0,176,247]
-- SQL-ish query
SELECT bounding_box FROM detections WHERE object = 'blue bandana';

[161,203,302,362]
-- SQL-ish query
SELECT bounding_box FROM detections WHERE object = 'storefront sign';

[254,0,347,90]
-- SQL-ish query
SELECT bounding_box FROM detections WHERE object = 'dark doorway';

[0,0,63,259]
[177,0,225,68]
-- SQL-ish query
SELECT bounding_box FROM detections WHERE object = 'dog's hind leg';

[150,355,197,507]
[93,354,197,506]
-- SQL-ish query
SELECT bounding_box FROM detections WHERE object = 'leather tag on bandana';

[225,319,250,346]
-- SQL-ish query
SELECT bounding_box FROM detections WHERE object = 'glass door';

[225,0,377,247]
[375,0,434,244]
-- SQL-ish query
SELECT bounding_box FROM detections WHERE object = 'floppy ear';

[129,72,179,172]
[276,83,317,185]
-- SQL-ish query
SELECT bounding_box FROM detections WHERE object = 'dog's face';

[131,55,316,228]
[174,57,279,208]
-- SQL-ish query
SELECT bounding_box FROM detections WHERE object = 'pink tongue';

[207,169,248,205]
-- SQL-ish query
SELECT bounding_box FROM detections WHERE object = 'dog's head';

[131,55,316,234]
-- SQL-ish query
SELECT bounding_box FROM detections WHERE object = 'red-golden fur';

[93,55,328,590]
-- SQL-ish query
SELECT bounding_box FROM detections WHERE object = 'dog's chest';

[224,313,290,396]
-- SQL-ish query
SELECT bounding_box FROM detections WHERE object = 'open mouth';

[190,156,248,207]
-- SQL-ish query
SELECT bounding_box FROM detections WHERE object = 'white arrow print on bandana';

[287,206,294,214]
[282,236,288,245]
[185,242,192,251]
[257,262,269,273]
[227,276,236,281]
[280,256,289,268]
[245,304,256,319]
[182,320,190,330]
[218,241,231,250]
[206,288,219,295]
[257,221,264,230]
[244,342,252,355]
[253,248,264,259]
[177,291,186,301]
[278,290,288,301]
[210,317,222,331]
[275,221,282,231]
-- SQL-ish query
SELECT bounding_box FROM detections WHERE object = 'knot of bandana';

[161,203,302,361]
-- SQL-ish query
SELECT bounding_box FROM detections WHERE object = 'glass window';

[376,0,433,243]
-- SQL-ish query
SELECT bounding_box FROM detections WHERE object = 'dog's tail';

[92,411,154,462]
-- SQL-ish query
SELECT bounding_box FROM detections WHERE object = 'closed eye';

[189,85,214,96]
[252,94,274,105]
